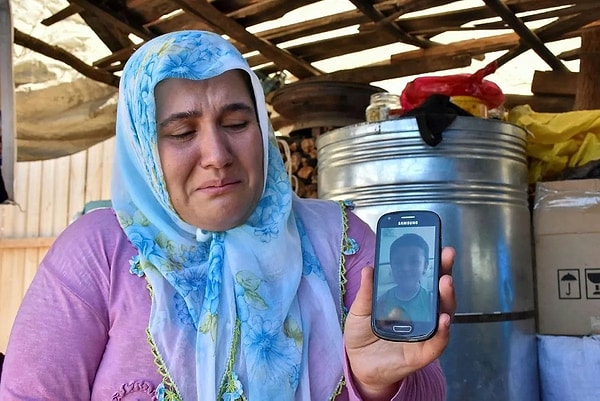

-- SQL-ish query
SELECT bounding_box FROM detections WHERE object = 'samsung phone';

[371,210,442,342]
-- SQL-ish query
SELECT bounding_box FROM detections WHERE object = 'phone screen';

[371,210,441,342]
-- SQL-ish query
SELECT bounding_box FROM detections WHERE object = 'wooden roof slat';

[71,13,130,53]
[126,0,322,35]
[395,0,583,37]
[482,0,569,71]
[66,0,141,52]
[173,0,322,78]
[97,1,335,69]
[144,1,399,51]
[140,0,444,54]
[244,30,396,68]
[348,0,435,48]
[124,0,264,25]
[535,8,600,39]
[300,53,472,83]
[13,0,598,108]
[88,0,589,76]
[237,0,451,47]
[391,31,520,64]
[357,0,454,34]
[252,9,375,45]
[558,48,580,61]
[69,0,154,41]
[41,4,83,26]
[125,0,181,24]
[224,0,320,28]
[143,11,216,34]
[92,45,137,70]
[473,3,599,30]
[489,8,596,69]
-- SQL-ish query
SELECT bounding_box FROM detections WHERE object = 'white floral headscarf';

[111,31,343,401]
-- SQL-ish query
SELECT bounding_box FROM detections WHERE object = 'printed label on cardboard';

[558,269,581,299]
[585,269,600,299]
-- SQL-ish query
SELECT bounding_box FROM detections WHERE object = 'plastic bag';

[508,105,600,183]
[538,335,600,401]
[400,62,505,112]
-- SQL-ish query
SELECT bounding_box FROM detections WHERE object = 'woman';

[0,30,456,400]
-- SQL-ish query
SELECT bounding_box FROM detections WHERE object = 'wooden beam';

[14,29,120,88]
[249,5,579,72]
[124,0,181,23]
[246,30,392,68]
[492,43,528,69]
[473,3,599,30]
[300,54,472,83]
[96,2,422,73]
[243,7,387,48]
[574,25,600,110]
[134,0,320,31]
[348,0,434,48]
[69,0,153,41]
[92,44,136,70]
[557,47,580,62]
[488,10,593,69]
[41,4,83,26]
[482,0,568,72]
[391,32,520,64]
[534,8,600,39]
[225,0,319,27]
[173,0,322,79]
[395,0,580,37]
[532,71,578,96]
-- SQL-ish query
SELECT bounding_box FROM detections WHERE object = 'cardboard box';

[533,179,600,336]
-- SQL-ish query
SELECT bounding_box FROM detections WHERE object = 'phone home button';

[392,325,413,333]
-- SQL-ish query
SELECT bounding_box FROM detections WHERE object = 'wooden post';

[574,26,600,110]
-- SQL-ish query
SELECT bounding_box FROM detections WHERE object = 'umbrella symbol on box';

[561,273,577,296]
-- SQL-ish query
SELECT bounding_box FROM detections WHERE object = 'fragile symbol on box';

[558,269,581,299]
[585,269,600,299]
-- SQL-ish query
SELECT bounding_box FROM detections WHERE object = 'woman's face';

[155,70,264,231]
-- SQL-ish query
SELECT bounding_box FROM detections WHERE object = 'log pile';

[278,134,318,199]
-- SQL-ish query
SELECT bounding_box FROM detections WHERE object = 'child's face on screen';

[390,245,427,289]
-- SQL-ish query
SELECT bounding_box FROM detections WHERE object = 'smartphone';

[371,210,442,342]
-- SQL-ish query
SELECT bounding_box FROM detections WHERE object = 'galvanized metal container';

[317,116,539,401]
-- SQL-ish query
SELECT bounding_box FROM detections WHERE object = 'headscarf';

[111,31,343,401]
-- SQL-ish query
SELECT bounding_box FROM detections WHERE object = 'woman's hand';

[344,247,456,401]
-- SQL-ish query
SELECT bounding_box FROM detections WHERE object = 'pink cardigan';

[0,200,444,400]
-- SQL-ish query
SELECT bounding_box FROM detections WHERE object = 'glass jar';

[365,92,401,122]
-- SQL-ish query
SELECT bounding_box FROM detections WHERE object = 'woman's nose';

[198,125,232,168]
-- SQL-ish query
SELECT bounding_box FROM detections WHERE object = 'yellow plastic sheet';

[507,105,600,183]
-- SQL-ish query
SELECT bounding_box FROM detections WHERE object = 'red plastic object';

[400,62,505,112]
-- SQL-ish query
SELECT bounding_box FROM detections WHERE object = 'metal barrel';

[317,116,539,401]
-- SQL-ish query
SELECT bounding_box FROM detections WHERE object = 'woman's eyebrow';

[157,110,201,129]
[158,103,254,129]
[223,102,254,114]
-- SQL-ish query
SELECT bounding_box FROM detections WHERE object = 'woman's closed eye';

[159,125,197,141]
[170,130,196,141]
[222,120,249,131]
[221,103,257,132]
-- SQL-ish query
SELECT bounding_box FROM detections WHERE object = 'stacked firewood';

[278,134,318,198]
